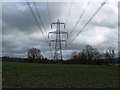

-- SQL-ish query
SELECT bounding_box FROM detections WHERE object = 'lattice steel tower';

[48,19,68,60]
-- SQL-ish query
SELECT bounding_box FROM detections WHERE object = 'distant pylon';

[48,19,68,60]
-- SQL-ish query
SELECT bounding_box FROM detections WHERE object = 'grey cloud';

[2,2,38,34]
[91,19,117,29]
[2,2,118,59]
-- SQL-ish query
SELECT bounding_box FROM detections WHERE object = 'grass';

[2,61,119,88]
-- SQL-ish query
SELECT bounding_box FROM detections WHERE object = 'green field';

[2,61,118,88]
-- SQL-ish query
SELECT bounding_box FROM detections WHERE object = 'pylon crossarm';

[61,40,67,46]
[51,22,58,28]
[59,23,65,28]
[60,32,68,34]
[48,32,56,38]
[50,40,67,46]
[50,40,66,42]
[60,32,68,38]
[48,32,68,38]
[49,40,56,46]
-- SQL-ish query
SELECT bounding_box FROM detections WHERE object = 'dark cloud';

[2,1,118,59]
[2,2,39,34]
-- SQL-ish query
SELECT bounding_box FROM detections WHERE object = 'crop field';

[2,61,119,88]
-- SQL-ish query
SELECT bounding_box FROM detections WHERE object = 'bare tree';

[70,52,79,63]
[71,52,78,59]
[92,48,100,60]
[78,49,87,64]
[71,45,101,64]
[27,48,41,62]
[84,45,101,64]
[85,45,94,60]
[105,47,115,65]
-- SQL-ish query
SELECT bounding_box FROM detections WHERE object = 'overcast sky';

[1,0,118,59]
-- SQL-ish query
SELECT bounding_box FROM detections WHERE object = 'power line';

[26,1,49,44]
[49,37,54,57]
[27,1,54,59]
[32,0,54,59]
[32,0,46,31]
[66,1,106,47]
[68,1,90,40]
[47,2,51,25]
[65,0,73,28]
[46,2,54,59]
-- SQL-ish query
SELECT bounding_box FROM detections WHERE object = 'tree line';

[2,45,120,65]
[70,45,118,65]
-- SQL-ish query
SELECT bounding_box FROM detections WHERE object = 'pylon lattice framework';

[48,19,68,60]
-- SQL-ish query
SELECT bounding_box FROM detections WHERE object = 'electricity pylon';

[48,19,68,60]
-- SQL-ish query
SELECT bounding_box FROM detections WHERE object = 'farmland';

[2,61,118,88]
